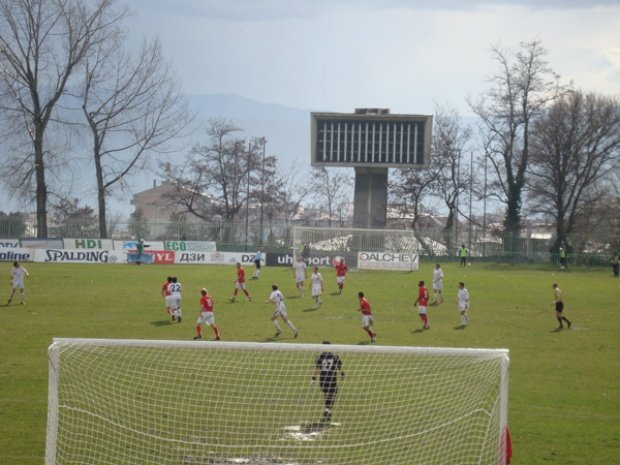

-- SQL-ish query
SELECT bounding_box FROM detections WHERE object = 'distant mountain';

[188,93,312,167]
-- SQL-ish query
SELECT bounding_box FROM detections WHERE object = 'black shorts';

[254,260,261,269]
[555,302,564,313]
[321,381,338,395]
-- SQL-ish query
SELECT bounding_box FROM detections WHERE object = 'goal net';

[292,226,420,271]
[46,339,510,465]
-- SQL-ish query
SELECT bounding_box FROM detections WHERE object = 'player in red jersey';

[193,288,220,340]
[357,291,377,342]
[230,262,252,302]
[162,276,173,318]
[335,258,348,294]
[414,280,431,329]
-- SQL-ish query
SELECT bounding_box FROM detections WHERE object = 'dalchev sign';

[357,252,419,270]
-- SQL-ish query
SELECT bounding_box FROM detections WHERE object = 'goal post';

[46,338,510,465]
[292,226,421,271]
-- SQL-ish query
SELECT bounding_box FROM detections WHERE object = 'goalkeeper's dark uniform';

[314,349,344,420]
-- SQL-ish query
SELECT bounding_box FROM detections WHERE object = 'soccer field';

[0,261,618,464]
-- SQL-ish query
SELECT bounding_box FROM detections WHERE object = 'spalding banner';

[34,249,126,264]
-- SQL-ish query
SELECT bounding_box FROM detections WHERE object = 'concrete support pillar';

[353,167,388,229]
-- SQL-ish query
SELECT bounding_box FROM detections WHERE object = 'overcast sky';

[126,0,620,115]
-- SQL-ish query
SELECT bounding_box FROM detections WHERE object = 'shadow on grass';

[303,307,319,312]
[411,328,425,334]
[329,292,341,296]
[261,334,298,342]
[454,325,466,330]
[150,320,174,327]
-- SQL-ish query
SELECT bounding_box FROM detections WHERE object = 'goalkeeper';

[312,342,345,421]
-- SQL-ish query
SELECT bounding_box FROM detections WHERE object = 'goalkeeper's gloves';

[310,376,316,387]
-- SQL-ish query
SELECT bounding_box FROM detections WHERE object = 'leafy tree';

[50,198,98,237]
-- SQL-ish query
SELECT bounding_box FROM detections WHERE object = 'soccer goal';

[292,226,420,271]
[46,339,510,465]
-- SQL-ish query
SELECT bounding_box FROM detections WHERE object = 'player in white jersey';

[457,282,470,326]
[309,266,324,309]
[8,261,29,305]
[267,284,298,338]
[432,263,444,305]
[292,257,307,297]
[168,276,182,322]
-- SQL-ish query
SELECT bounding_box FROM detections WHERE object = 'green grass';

[0,261,618,464]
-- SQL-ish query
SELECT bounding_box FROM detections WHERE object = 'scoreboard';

[311,111,432,168]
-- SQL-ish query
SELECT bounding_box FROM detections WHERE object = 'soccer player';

[230,262,251,302]
[414,280,430,329]
[251,249,262,280]
[559,246,567,270]
[432,263,444,305]
[457,282,470,326]
[309,266,324,309]
[162,276,173,318]
[459,244,468,267]
[357,291,377,342]
[335,258,348,294]
[267,284,299,338]
[312,341,345,421]
[193,288,220,340]
[551,283,572,329]
[7,261,29,305]
[293,256,307,297]
[168,276,182,322]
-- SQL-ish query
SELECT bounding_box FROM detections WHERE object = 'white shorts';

[433,282,443,291]
[165,295,174,308]
[459,305,468,312]
[235,282,247,290]
[197,311,215,326]
[12,280,25,289]
[418,306,427,315]
[311,285,322,297]
[361,315,373,326]
[336,276,345,284]
[295,274,305,283]
[273,306,288,319]
[170,295,181,309]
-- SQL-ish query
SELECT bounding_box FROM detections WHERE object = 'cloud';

[131,0,620,22]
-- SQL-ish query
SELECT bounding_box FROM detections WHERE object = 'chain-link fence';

[0,214,615,267]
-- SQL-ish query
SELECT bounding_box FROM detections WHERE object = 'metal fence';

[0,215,615,267]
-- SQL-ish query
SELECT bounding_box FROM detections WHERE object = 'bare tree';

[390,168,436,230]
[470,40,560,251]
[0,0,126,237]
[160,119,262,222]
[277,163,311,243]
[527,90,620,252]
[432,104,473,250]
[80,36,192,238]
[309,167,352,227]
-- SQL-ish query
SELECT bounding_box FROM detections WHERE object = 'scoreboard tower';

[311,109,432,228]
